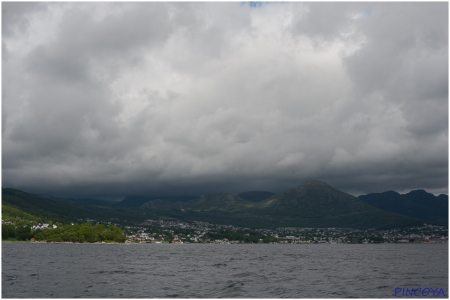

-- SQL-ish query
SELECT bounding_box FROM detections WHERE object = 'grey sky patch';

[2,2,448,199]
[2,2,47,37]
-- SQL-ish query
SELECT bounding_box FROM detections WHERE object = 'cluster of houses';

[275,225,448,244]
[75,217,449,244]
[31,223,57,230]
[397,236,448,243]
[123,219,448,244]
[126,228,211,243]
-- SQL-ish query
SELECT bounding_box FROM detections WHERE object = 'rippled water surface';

[2,243,448,298]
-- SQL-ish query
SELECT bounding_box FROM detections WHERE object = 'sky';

[2,2,448,200]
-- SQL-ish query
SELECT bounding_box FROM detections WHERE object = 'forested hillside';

[2,197,127,243]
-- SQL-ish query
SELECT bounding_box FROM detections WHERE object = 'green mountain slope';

[246,180,423,229]
[258,180,368,217]
[2,201,44,224]
[2,201,49,241]
[2,188,146,223]
[237,191,276,202]
[3,188,79,220]
[2,192,128,243]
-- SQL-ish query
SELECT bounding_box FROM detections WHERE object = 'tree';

[2,224,15,239]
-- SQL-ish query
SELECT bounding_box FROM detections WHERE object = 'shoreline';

[3,240,447,245]
[2,240,124,244]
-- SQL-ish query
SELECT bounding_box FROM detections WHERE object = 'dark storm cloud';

[2,3,448,199]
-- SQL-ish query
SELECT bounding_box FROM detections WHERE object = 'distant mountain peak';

[256,180,421,229]
[404,189,429,195]
[385,190,401,195]
[358,189,448,223]
[301,180,330,187]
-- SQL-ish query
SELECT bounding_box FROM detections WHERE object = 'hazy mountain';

[139,192,254,211]
[140,199,183,210]
[358,190,448,223]
[116,195,199,208]
[237,191,276,202]
[63,198,117,206]
[186,192,253,211]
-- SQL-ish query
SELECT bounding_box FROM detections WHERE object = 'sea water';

[2,243,448,298]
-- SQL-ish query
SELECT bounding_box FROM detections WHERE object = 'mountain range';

[2,180,447,229]
[358,190,448,224]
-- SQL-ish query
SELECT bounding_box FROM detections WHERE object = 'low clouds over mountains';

[2,3,447,199]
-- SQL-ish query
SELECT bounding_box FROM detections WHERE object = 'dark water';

[2,243,448,298]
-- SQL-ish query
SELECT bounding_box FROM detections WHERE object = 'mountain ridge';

[3,181,441,229]
[358,189,448,224]
[237,191,276,202]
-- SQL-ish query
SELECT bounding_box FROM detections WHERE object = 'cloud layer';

[2,3,448,199]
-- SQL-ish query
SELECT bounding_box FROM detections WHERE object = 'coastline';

[3,240,447,245]
[2,240,124,244]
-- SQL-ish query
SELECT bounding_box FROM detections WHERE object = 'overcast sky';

[2,2,448,200]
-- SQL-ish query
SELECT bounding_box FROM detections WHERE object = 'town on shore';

[5,216,448,245]
[117,219,447,244]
